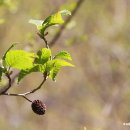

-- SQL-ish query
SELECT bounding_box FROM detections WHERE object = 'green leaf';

[18,48,53,82]
[49,64,61,81]
[42,10,71,33]
[5,50,35,70]
[18,58,74,82]
[43,11,64,26]
[53,59,74,67]
[29,19,44,30]
[35,48,51,64]
[46,59,74,81]
[44,60,55,72]
[29,19,43,26]
[29,10,71,34]
[53,51,72,60]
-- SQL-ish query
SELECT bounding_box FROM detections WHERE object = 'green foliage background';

[0,0,130,130]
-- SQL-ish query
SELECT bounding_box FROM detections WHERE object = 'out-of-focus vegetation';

[0,0,130,130]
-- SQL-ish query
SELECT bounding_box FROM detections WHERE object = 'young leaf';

[42,12,64,26]
[43,10,71,27]
[49,64,61,81]
[35,48,51,64]
[29,10,71,34]
[18,49,53,82]
[18,58,74,81]
[53,59,74,67]
[41,10,71,33]
[47,59,74,81]
[5,50,35,70]
[53,51,72,60]
[29,19,44,30]
[43,60,55,73]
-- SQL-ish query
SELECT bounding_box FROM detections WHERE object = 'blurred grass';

[0,0,130,130]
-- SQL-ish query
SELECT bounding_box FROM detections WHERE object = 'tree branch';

[0,71,19,94]
[6,74,47,96]
[2,93,32,102]
[2,74,48,102]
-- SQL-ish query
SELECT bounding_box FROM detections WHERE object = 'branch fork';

[2,74,48,102]
[0,33,49,103]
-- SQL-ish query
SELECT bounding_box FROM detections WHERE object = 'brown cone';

[31,100,46,115]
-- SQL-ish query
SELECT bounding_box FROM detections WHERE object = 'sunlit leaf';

[53,51,72,60]
[5,50,35,70]
[53,59,74,67]
[42,10,71,32]
[29,10,71,34]
[29,19,44,30]
[42,12,64,26]
[49,63,61,81]
[35,48,51,64]
[29,19,43,26]
[47,59,74,81]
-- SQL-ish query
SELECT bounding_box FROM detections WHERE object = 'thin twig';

[1,76,47,102]
[3,93,32,102]
[2,74,47,98]
[37,32,49,48]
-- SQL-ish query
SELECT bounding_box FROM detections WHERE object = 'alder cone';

[31,100,46,115]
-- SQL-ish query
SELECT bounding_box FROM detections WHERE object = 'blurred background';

[0,0,130,130]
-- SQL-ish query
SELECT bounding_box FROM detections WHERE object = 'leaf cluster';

[0,10,74,84]
[0,45,74,83]
[29,10,71,35]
